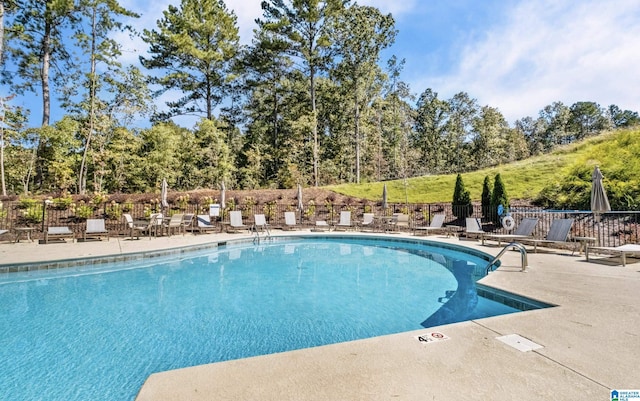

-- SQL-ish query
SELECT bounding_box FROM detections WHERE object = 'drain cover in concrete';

[496,334,543,352]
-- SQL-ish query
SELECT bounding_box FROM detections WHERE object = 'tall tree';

[2,0,77,127]
[330,4,396,183]
[73,0,139,194]
[0,94,26,196]
[258,0,349,186]
[470,106,509,169]
[444,92,478,173]
[539,101,570,149]
[413,88,449,174]
[608,104,640,128]
[141,0,240,121]
[567,101,611,140]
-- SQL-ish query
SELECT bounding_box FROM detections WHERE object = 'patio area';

[1,230,639,400]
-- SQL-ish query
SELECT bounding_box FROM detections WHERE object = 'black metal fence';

[0,200,638,246]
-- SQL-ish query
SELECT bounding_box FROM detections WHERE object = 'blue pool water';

[0,237,519,401]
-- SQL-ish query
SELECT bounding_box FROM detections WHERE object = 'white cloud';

[225,0,263,44]
[359,0,419,16]
[425,0,640,122]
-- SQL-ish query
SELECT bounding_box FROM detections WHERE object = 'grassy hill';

[327,127,640,208]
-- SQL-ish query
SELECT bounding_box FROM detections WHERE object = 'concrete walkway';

[2,230,639,400]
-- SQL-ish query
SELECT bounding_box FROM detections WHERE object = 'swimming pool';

[0,236,523,401]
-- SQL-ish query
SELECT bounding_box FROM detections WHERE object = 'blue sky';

[12,0,640,127]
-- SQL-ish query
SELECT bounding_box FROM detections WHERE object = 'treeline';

[1,0,638,197]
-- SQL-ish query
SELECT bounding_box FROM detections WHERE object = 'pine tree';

[481,175,492,220]
[491,173,509,221]
[452,173,472,219]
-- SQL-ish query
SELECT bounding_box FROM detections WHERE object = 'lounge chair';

[465,217,485,240]
[228,211,248,233]
[521,218,574,253]
[312,220,330,232]
[389,213,410,232]
[283,211,298,231]
[586,244,640,266]
[334,211,353,231]
[44,226,75,244]
[163,214,184,236]
[358,213,375,231]
[252,214,270,236]
[193,214,216,234]
[413,214,446,236]
[483,217,539,246]
[83,219,109,241]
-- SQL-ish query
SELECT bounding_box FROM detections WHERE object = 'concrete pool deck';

[1,230,639,400]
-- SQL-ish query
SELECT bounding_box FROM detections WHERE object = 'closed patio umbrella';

[382,184,388,211]
[220,181,226,210]
[297,184,304,224]
[591,166,611,245]
[591,166,611,216]
[160,178,169,211]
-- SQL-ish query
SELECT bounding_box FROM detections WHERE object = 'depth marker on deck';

[415,332,450,344]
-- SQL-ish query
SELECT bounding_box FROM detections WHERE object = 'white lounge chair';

[358,213,375,231]
[465,217,485,240]
[313,220,330,232]
[586,244,640,266]
[414,214,446,236]
[483,217,539,246]
[228,211,248,233]
[390,213,410,232]
[192,214,216,234]
[283,211,298,230]
[44,226,75,244]
[334,211,353,231]
[83,218,109,241]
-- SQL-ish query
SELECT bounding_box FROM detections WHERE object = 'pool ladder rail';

[252,222,272,244]
[485,242,528,275]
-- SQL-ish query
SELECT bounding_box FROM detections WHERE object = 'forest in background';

[1,0,638,199]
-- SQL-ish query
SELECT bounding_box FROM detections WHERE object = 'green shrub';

[122,200,134,212]
[481,176,492,220]
[305,200,316,218]
[76,204,95,219]
[452,174,472,219]
[18,198,38,209]
[91,192,109,205]
[22,204,44,223]
[52,196,73,210]
[105,202,122,220]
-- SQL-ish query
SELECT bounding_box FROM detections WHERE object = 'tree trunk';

[354,80,361,184]
[0,125,5,196]
[79,6,97,195]
[0,3,5,66]
[41,21,52,127]
[310,67,319,187]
